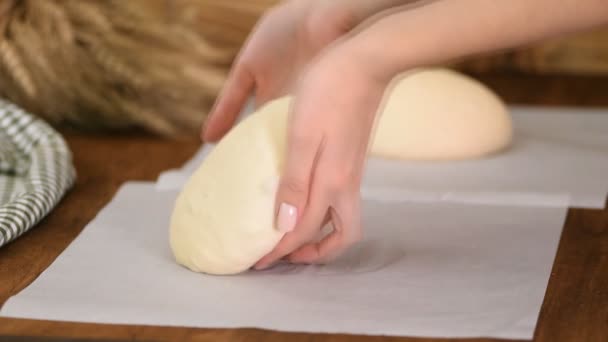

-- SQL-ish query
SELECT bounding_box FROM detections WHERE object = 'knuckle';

[331,232,360,255]
[289,129,316,151]
[277,234,309,256]
[303,6,355,44]
[332,206,362,244]
[281,178,308,196]
[326,7,357,35]
[324,169,353,192]
[272,240,295,258]
[273,244,291,257]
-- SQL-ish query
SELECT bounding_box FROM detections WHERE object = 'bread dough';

[170,98,290,275]
[169,68,513,275]
[369,69,512,160]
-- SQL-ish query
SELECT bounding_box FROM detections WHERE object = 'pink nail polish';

[277,203,297,233]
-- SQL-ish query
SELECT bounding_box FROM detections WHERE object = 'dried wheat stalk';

[0,0,270,137]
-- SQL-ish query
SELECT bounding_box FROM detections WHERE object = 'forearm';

[335,0,426,24]
[342,0,608,80]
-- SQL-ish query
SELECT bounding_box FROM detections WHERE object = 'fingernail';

[277,203,297,233]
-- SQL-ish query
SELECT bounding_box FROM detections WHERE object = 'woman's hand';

[254,47,391,269]
[203,0,608,269]
[202,0,357,142]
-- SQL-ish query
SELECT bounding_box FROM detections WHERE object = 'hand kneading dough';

[170,68,513,275]
[170,98,290,275]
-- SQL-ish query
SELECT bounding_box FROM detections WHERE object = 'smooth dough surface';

[170,98,290,275]
[170,68,513,275]
[369,68,513,160]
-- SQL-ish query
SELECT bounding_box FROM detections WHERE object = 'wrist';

[321,41,397,119]
[334,29,417,86]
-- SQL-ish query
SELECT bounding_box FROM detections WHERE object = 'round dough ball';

[169,98,291,275]
[369,68,513,160]
[170,68,513,275]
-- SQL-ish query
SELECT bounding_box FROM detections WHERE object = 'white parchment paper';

[2,183,568,339]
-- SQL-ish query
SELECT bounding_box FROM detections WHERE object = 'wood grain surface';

[0,73,607,342]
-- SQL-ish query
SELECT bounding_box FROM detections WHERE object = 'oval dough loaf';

[369,68,512,159]
[170,98,291,275]
[169,68,513,275]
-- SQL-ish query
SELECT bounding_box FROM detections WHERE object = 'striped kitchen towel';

[0,99,76,248]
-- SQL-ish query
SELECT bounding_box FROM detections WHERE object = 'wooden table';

[0,73,606,342]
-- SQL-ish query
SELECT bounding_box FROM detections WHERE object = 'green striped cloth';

[0,99,76,248]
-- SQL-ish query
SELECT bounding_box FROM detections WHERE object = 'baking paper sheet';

[1,183,568,339]
[157,106,608,208]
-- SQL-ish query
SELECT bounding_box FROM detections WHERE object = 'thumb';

[202,65,254,142]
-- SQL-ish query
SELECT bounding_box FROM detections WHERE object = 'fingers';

[253,125,324,269]
[254,190,329,270]
[255,156,364,269]
[273,101,326,231]
[202,65,254,142]
[250,53,377,270]
[255,179,363,269]
[289,195,362,264]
